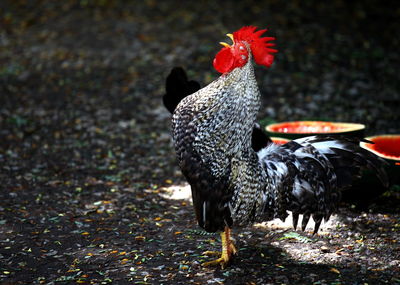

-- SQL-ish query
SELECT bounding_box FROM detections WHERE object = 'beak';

[219,42,231,48]
[219,33,234,48]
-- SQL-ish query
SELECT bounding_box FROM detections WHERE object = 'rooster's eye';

[241,55,246,60]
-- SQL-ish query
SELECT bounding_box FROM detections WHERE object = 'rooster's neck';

[173,59,261,177]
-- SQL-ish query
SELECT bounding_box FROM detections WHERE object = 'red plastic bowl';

[265,121,365,139]
[361,134,400,162]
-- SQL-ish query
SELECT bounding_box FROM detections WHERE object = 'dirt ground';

[1,1,399,284]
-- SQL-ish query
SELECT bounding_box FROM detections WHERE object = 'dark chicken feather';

[257,136,389,233]
[163,67,272,152]
[163,67,201,114]
[252,124,273,152]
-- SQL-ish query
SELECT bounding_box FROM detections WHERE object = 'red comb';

[233,26,277,68]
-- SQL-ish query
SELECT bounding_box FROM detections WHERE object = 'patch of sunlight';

[254,212,342,235]
[159,183,192,201]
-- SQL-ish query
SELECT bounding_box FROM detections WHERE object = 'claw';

[202,227,236,269]
[202,251,221,256]
[202,256,230,269]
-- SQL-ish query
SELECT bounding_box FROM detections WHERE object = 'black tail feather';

[163,67,201,114]
[312,214,323,234]
[292,212,299,230]
[301,213,311,231]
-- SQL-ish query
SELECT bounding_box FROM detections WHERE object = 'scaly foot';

[202,256,230,268]
[201,227,237,269]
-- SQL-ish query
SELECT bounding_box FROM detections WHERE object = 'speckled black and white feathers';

[171,53,388,233]
[164,67,272,151]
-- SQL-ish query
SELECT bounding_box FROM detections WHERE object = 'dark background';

[1,1,399,284]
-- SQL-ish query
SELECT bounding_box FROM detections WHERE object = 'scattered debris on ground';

[1,1,399,284]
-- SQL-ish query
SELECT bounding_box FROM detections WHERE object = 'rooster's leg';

[202,226,237,268]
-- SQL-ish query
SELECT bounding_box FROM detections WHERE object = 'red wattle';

[213,47,235,74]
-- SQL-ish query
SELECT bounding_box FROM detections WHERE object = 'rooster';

[171,26,388,268]
[163,67,272,151]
